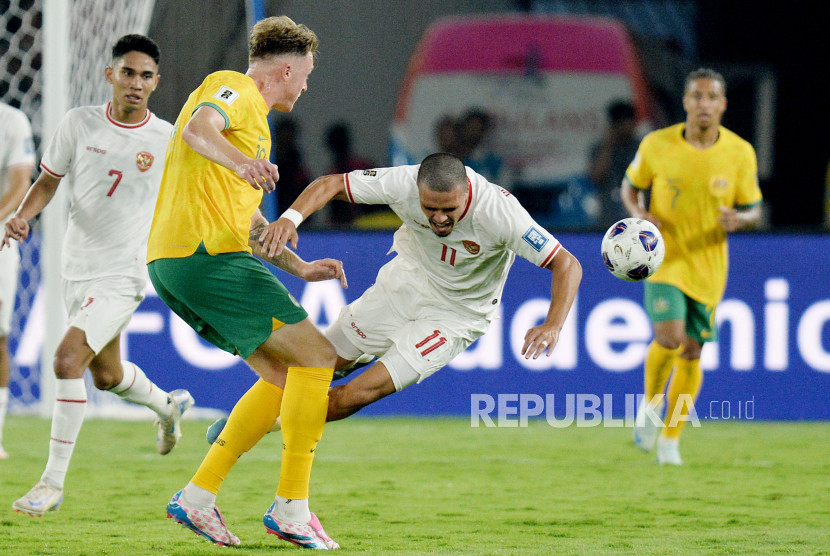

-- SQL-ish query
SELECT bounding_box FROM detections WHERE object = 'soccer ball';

[601,217,665,281]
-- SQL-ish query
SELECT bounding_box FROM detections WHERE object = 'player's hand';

[717,206,741,232]
[299,258,348,289]
[258,218,299,258]
[2,216,30,250]
[236,158,279,192]
[521,325,560,360]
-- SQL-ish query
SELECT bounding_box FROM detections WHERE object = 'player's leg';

[0,335,10,460]
[12,326,92,516]
[256,319,340,549]
[658,299,711,465]
[188,352,289,503]
[327,361,397,421]
[0,246,19,459]
[204,352,377,444]
[635,283,686,452]
[75,275,193,454]
[154,250,336,547]
[89,334,193,455]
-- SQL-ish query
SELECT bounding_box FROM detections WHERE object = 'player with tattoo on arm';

[148,16,344,549]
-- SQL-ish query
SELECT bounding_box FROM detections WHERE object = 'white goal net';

[3,0,156,416]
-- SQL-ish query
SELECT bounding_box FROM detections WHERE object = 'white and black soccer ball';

[600,217,665,281]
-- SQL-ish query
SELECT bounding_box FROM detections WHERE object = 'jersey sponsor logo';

[212,86,240,105]
[80,297,94,310]
[85,145,107,154]
[136,151,154,172]
[24,138,34,155]
[362,170,377,176]
[522,226,548,252]
[653,297,669,313]
[462,240,480,255]
[412,219,430,229]
[350,321,367,339]
[497,186,512,197]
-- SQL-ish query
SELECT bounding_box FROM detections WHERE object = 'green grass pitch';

[0,416,828,555]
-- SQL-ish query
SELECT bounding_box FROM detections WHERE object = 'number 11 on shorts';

[416,330,446,356]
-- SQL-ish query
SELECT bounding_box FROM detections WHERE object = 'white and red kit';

[326,165,562,389]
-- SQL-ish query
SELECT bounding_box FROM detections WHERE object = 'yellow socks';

[192,378,283,493]
[277,366,333,500]
[663,357,703,439]
[644,340,682,401]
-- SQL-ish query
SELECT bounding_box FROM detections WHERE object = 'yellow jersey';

[147,71,270,261]
[625,123,762,306]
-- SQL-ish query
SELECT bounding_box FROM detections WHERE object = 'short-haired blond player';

[148,16,344,549]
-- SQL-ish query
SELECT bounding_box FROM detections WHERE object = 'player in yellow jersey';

[148,16,343,549]
[622,68,763,465]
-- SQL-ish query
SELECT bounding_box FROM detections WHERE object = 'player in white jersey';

[208,152,581,443]
[1,35,194,517]
[0,102,36,459]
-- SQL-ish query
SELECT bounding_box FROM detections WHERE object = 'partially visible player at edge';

[0,101,36,460]
[2,35,194,516]
[210,152,581,445]
[147,16,344,549]
[623,68,762,465]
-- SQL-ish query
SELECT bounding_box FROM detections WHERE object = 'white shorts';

[325,257,488,391]
[63,275,146,354]
[0,245,20,336]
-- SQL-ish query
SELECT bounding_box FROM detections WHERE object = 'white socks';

[41,378,87,489]
[182,482,217,508]
[110,360,170,417]
[276,495,311,522]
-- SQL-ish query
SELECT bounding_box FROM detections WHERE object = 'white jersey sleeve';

[41,104,173,281]
[0,102,36,200]
[344,165,561,320]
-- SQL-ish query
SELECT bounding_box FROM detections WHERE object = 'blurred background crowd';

[3,0,828,233]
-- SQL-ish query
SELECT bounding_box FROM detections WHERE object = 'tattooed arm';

[249,209,347,287]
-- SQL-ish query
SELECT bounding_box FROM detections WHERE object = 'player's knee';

[91,372,120,391]
[52,349,83,379]
[87,360,123,390]
[654,333,683,351]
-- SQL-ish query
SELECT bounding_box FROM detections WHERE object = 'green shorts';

[148,244,307,358]
[644,282,717,344]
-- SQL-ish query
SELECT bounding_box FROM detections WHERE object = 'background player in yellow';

[148,16,343,549]
[621,68,762,465]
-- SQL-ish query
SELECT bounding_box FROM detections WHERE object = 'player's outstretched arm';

[182,105,278,192]
[521,247,582,359]
[249,210,348,288]
[2,171,60,249]
[258,173,351,258]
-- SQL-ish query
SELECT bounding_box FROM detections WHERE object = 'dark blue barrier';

[126,232,829,420]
